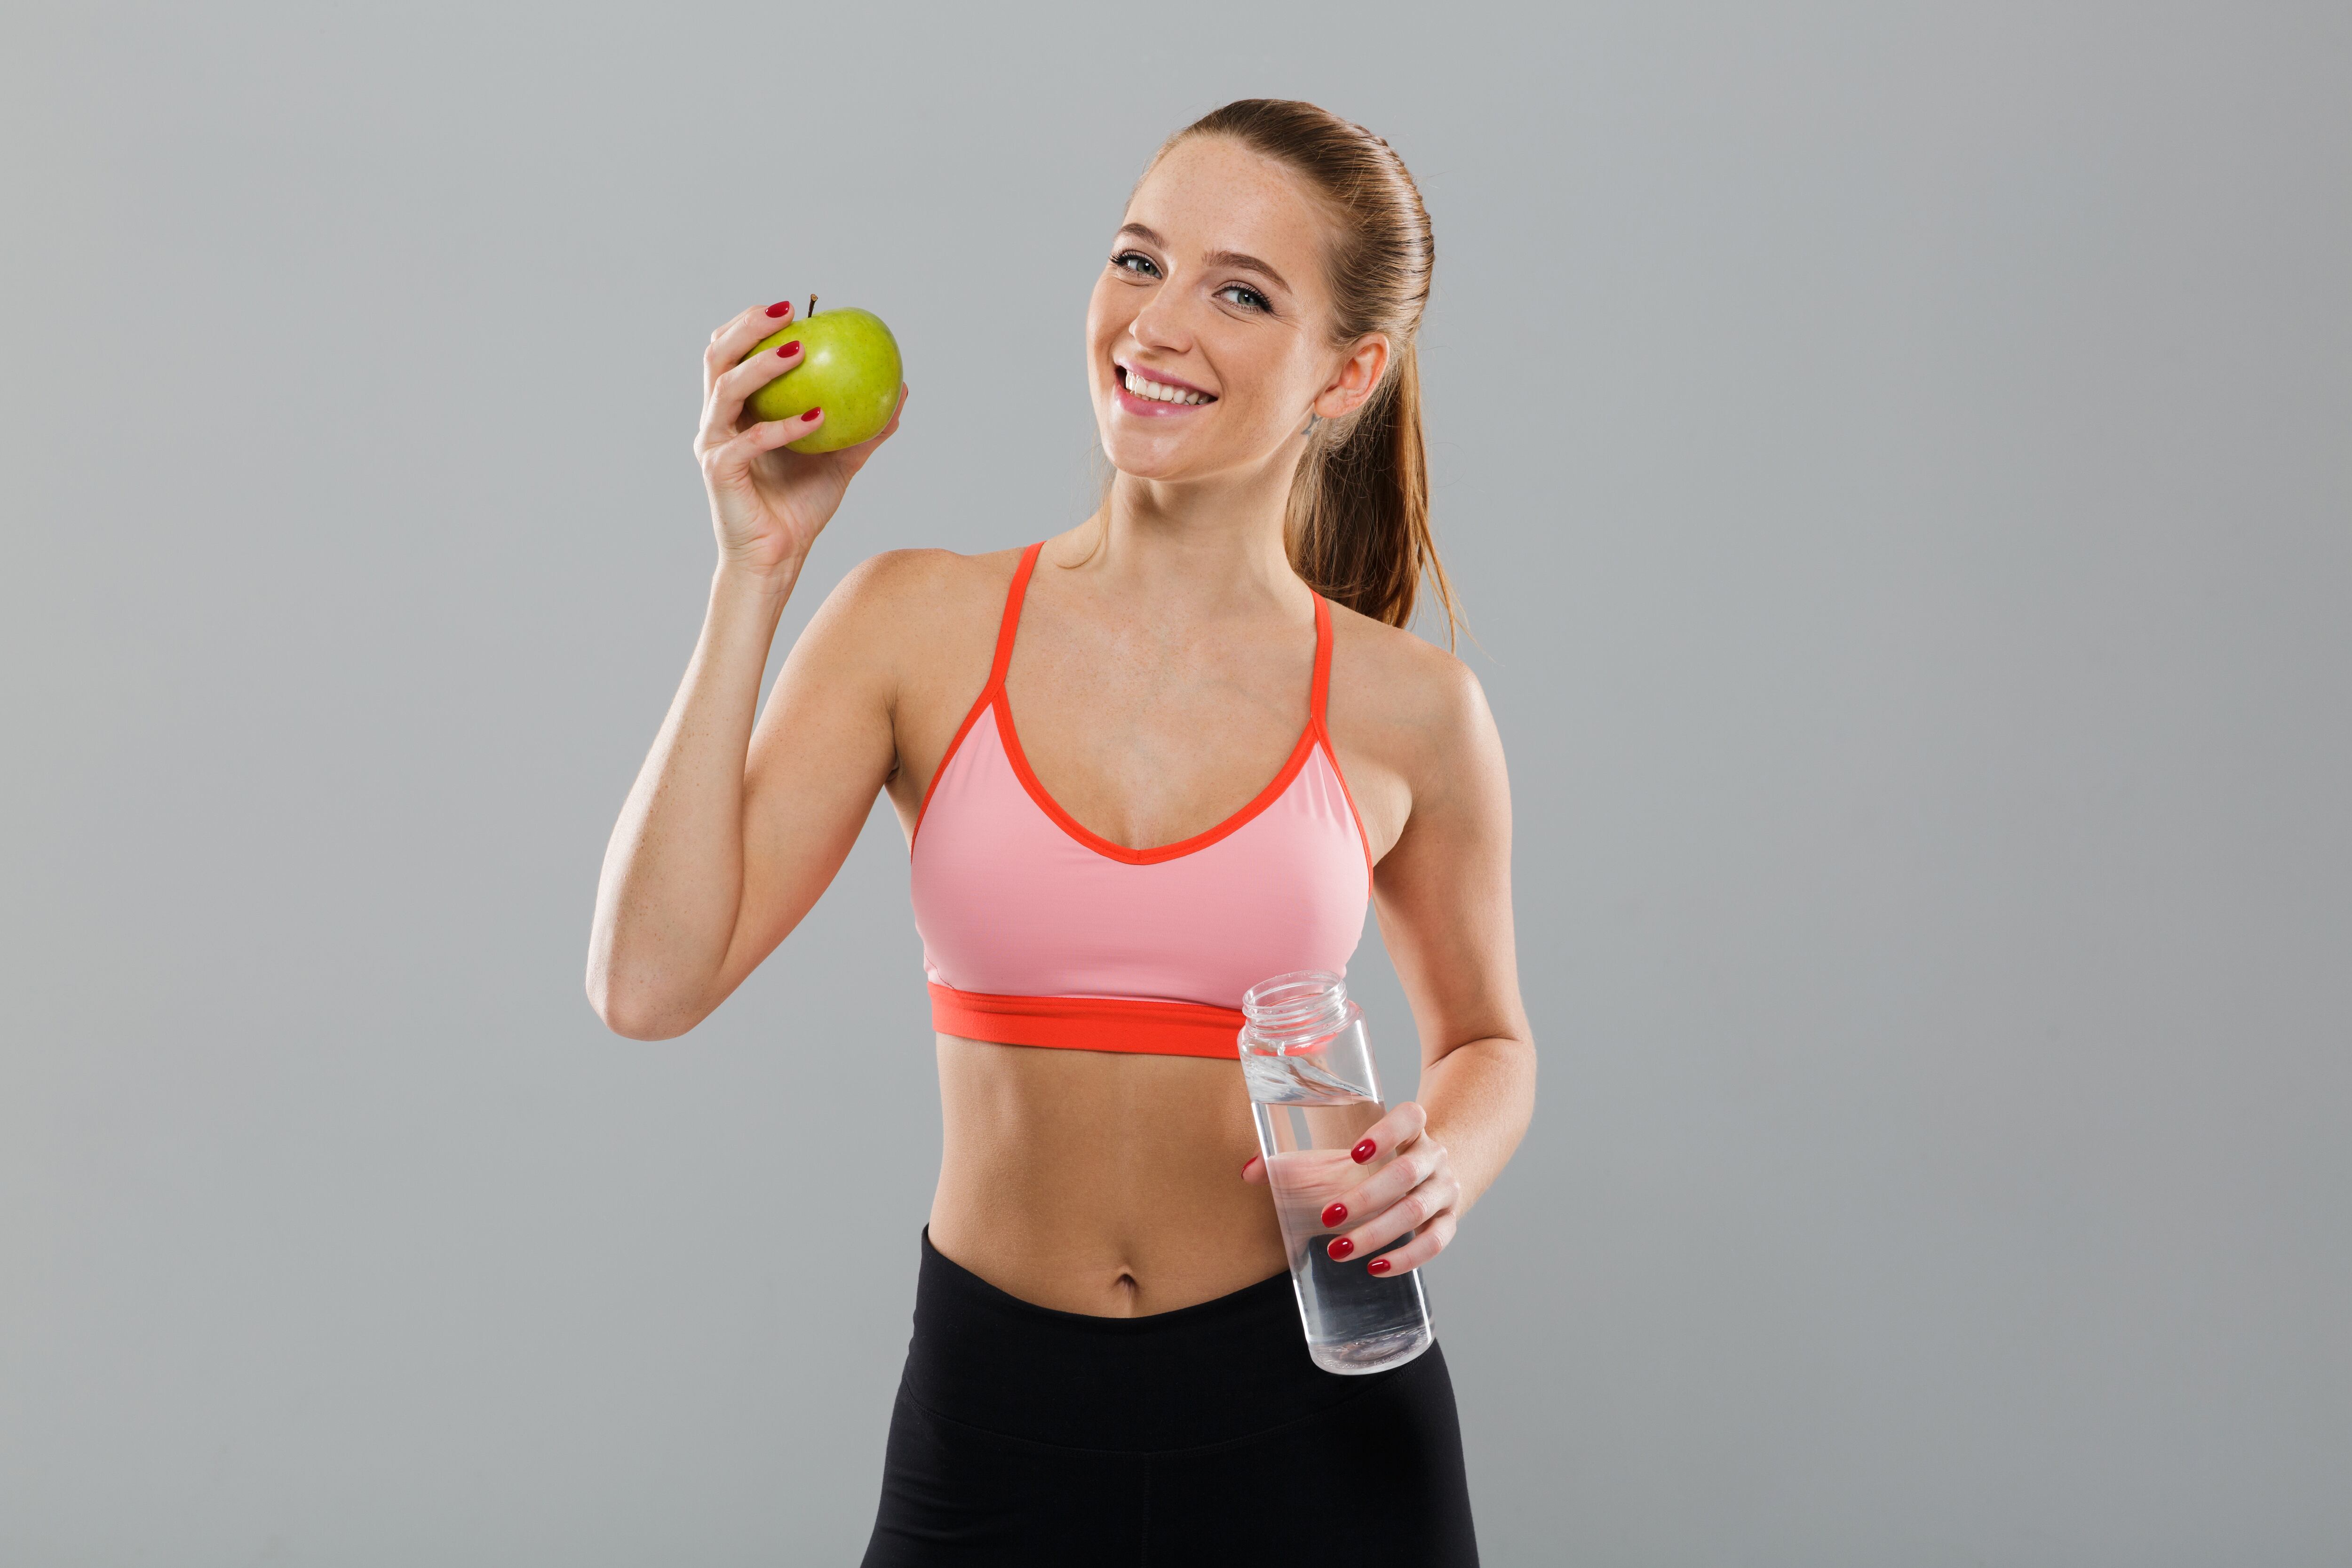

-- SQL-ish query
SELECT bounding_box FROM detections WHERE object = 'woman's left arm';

[1280,655,1535,1275]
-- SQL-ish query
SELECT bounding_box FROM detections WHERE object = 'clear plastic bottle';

[1240,970,1435,1375]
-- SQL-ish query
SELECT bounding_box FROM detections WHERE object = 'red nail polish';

[764,301,792,318]
[776,340,802,357]
[1321,1202,1348,1227]
[1351,1138,1377,1164]
[1327,1236,1354,1260]
[1367,1258,1392,1276]
[800,407,822,422]
[1242,1157,1258,1176]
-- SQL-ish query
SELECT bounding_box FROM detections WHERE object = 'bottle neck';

[1240,971,1353,1053]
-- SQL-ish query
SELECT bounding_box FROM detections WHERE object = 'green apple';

[744,306,903,454]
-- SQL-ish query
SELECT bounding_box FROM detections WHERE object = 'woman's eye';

[1112,251,1161,278]
[1217,284,1271,312]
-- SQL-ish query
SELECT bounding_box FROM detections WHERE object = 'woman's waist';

[902,1227,1369,1451]
[932,1031,1286,1315]
[924,1193,1287,1319]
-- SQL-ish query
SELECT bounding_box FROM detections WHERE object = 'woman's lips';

[1114,363,1216,416]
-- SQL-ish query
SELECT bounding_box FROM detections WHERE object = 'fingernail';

[1242,1156,1259,1177]
[1321,1202,1348,1227]
[1367,1258,1392,1276]
[776,340,802,358]
[800,407,822,422]
[1327,1236,1355,1260]
[1351,1138,1377,1164]
[764,301,793,318]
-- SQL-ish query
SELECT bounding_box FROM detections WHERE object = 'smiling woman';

[1089,100,1458,640]
[588,98,1530,1565]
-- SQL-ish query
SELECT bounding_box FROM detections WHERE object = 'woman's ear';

[1311,334,1392,421]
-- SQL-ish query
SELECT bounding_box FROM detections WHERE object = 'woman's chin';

[1097,431,1205,484]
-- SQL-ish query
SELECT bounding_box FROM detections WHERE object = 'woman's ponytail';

[1168,100,1459,645]
[1288,342,1456,642]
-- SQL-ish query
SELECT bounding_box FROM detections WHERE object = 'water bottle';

[1240,970,1435,1375]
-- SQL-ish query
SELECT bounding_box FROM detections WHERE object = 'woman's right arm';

[586,301,908,1039]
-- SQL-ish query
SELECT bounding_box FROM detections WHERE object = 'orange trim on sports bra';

[910,541,1375,888]
[927,983,1245,1059]
[910,544,1043,846]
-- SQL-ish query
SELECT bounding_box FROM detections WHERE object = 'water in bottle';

[1240,970,1434,1375]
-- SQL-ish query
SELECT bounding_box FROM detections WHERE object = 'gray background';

[4,2,2346,1563]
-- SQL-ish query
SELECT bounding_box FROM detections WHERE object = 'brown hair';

[1159,99,1459,644]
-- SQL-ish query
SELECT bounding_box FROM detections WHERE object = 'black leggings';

[861,1230,1478,1566]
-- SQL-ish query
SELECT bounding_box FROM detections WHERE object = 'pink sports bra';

[908,542,1374,1058]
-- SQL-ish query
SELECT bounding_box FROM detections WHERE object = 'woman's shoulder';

[1323,597,1494,747]
[823,542,1029,608]
[1319,597,1505,845]
[803,543,1034,685]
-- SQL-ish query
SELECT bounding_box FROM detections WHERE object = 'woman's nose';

[1128,289,1193,355]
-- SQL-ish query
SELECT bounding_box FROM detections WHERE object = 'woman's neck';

[1083,450,1309,613]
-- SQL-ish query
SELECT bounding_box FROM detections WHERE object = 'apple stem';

[808,294,818,318]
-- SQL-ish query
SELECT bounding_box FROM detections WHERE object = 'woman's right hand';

[695,300,908,583]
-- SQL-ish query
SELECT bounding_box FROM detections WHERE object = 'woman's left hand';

[1243,1101,1461,1276]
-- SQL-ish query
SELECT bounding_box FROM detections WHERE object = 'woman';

[589,99,1534,1564]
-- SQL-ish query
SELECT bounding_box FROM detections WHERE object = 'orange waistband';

[927,983,1244,1059]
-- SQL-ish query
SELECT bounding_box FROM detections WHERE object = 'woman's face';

[1086,135,1387,487]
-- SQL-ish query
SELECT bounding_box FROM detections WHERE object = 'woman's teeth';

[1123,369,1211,405]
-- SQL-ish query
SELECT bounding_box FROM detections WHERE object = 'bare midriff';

[927,1033,1290,1317]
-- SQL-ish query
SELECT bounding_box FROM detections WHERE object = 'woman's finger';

[1360,1210,1457,1278]
[1240,1153,1267,1185]
[1343,1099,1429,1168]
[1320,1135,1450,1251]
[701,407,826,479]
[702,298,797,394]
[703,335,811,443]
[1328,1136,1444,1227]
[1327,1162,1457,1260]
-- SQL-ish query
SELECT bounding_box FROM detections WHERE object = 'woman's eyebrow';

[1114,223,1292,294]
[1204,250,1290,293]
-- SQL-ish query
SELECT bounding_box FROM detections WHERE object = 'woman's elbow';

[584,964,706,1041]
